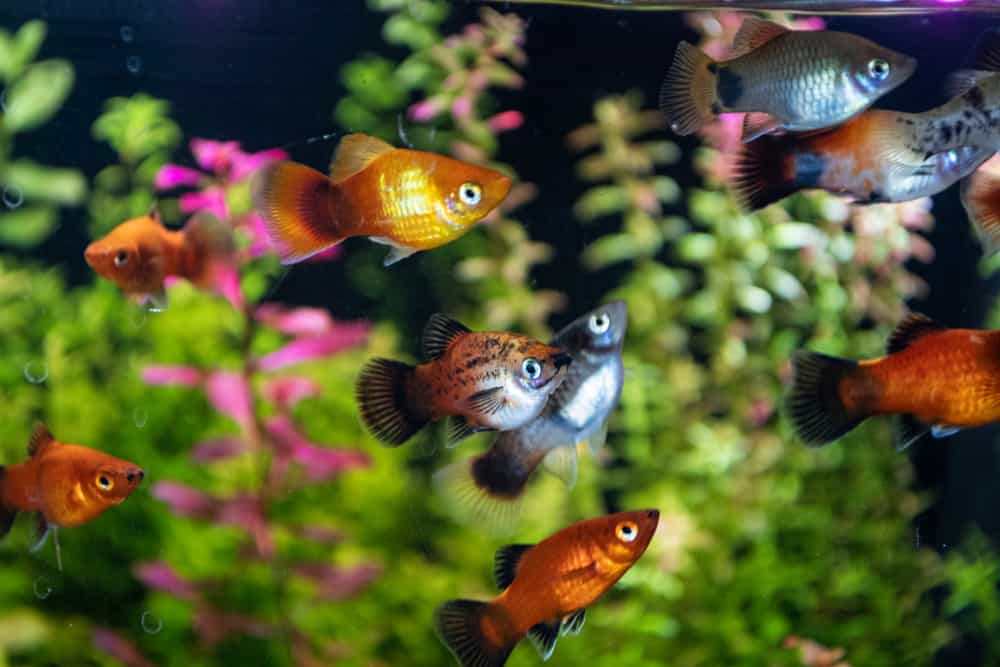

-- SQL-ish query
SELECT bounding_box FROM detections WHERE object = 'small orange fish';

[251,133,512,266]
[733,110,992,211]
[85,210,235,310]
[788,313,1000,450]
[0,423,144,569]
[435,509,659,666]
[356,314,572,447]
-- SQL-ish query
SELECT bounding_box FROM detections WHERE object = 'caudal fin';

[732,135,800,211]
[355,358,427,446]
[660,41,717,136]
[786,351,868,446]
[251,161,343,264]
[961,168,1000,256]
[181,213,236,289]
[0,466,13,538]
[434,599,515,667]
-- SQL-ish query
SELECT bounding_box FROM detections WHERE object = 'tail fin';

[434,599,515,667]
[787,351,869,446]
[251,161,343,264]
[181,213,236,289]
[961,168,1000,256]
[0,467,14,539]
[732,136,799,211]
[433,437,545,535]
[660,41,717,136]
[355,358,426,446]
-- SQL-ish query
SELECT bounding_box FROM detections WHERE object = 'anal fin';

[561,609,586,636]
[895,415,930,451]
[527,620,561,661]
[542,446,578,490]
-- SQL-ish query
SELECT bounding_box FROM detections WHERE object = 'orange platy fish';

[435,509,659,667]
[356,314,572,447]
[0,423,144,570]
[251,133,512,266]
[733,111,992,211]
[85,210,235,311]
[788,313,1000,450]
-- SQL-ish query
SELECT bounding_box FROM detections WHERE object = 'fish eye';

[458,182,483,207]
[867,58,890,81]
[521,357,542,380]
[96,474,113,491]
[114,250,129,267]
[615,521,639,543]
[589,313,611,334]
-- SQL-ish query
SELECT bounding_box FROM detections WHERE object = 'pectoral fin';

[931,424,961,439]
[741,112,783,143]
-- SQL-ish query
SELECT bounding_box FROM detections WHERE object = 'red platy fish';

[356,314,572,447]
[85,210,235,311]
[0,423,144,569]
[788,313,1000,450]
[252,133,512,266]
[435,509,659,666]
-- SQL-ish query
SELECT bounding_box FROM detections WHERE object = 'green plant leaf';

[0,206,56,247]
[3,59,73,132]
[5,160,86,205]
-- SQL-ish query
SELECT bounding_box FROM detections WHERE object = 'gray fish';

[433,302,628,534]
[661,17,916,141]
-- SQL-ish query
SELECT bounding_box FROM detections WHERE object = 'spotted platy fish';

[0,423,144,570]
[733,110,992,211]
[85,210,235,311]
[788,313,1000,451]
[435,509,659,667]
[434,302,628,534]
[660,17,915,141]
[356,314,572,447]
[252,133,512,266]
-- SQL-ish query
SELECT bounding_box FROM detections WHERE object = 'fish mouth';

[84,244,102,268]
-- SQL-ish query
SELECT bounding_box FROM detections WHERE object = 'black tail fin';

[0,467,14,538]
[787,351,868,446]
[732,135,799,211]
[355,358,426,446]
[434,599,515,667]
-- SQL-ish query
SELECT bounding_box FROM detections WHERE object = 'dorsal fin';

[421,314,471,360]
[493,544,533,590]
[731,17,790,58]
[972,27,1000,72]
[329,133,394,183]
[28,422,54,457]
[148,205,163,225]
[887,313,945,354]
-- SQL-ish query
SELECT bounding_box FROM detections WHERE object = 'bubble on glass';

[126,55,142,75]
[3,185,23,210]
[33,576,53,600]
[120,25,134,43]
[23,360,49,384]
[133,407,148,429]
[140,611,163,634]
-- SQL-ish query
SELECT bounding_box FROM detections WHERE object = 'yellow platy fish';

[252,133,512,266]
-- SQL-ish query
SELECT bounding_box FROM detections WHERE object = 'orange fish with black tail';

[434,509,659,667]
[251,133,512,266]
[732,110,992,212]
[356,314,572,447]
[0,423,144,570]
[788,313,1000,451]
[85,210,234,311]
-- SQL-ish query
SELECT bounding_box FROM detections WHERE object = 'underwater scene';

[4,1,1000,666]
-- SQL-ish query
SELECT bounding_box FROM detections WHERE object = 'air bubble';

[133,407,148,428]
[23,360,48,384]
[3,186,23,209]
[120,25,134,43]
[126,55,142,75]
[33,577,52,600]
[140,611,163,634]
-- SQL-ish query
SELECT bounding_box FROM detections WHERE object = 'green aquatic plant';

[0,20,85,248]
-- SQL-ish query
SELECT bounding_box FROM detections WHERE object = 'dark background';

[1,1,998,664]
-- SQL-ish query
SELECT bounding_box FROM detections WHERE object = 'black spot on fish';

[465,357,486,369]
[868,191,884,203]
[707,62,718,74]
[484,339,500,348]
[794,153,825,189]
[954,120,965,136]
[711,102,723,115]
[963,109,975,120]
[716,67,743,107]
[938,125,953,144]
[965,86,985,109]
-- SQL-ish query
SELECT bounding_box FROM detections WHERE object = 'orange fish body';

[252,134,512,266]
[789,314,1000,449]
[733,110,992,211]
[0,424,144,534]
[85,211,234,310]
[435,510,659,666]
[356,314,571,447]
